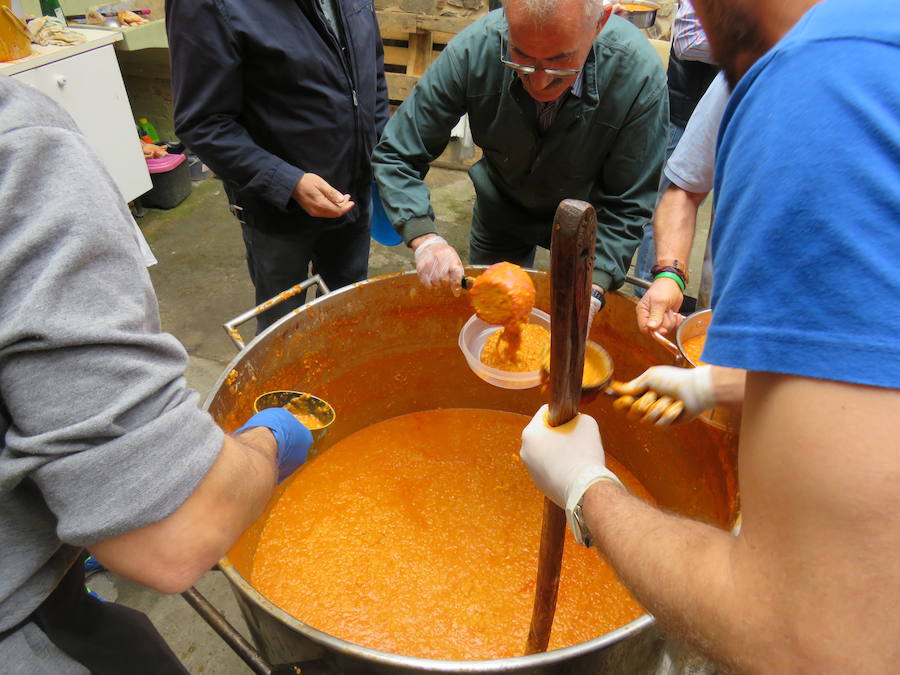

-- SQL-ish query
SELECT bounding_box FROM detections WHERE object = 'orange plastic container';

[0,5,32,63]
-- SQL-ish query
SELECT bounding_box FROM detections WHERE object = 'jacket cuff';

[271,163,304,211]
[591,269,614,291]
[400,216,438,245]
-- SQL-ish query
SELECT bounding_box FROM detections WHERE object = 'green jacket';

[373,12,669,290]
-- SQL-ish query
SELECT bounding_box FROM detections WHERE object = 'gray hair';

[512,0,603,23]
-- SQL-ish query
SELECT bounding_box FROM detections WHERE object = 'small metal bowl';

[616,1,659,29]
[252,390,336,445]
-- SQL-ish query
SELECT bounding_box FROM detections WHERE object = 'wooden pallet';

[377,7,487,107]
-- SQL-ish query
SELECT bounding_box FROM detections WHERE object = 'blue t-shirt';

[706,0,900,388]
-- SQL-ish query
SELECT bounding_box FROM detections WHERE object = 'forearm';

[584,481,764,672]
[372,49,466,241]
[652,185,705,266]
[711,365,746,406]
[174,113,302,210]
[91,430,278,593]
[372,115,441,243]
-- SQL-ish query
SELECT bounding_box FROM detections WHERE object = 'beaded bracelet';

[650,264,688,285]
[654,271,686,292]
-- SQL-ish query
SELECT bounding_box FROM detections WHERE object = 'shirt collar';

[571,68,585,98]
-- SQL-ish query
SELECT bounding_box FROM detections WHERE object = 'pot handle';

[624,273,652,291]
[181,586,334,674]
[223,275,331,351]
[651,330,683,359]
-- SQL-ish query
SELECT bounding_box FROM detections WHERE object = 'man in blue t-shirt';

[518,0,900,671]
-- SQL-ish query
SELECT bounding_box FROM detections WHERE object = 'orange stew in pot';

[249,409,653,660]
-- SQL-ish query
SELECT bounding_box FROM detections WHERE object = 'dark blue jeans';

[241,211,370,333]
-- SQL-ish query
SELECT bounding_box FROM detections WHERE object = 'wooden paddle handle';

[525,199,597,654]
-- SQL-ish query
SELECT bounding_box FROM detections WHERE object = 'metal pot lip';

[202,268,548,413]
[202,272,410,412]
[218,556,654,670]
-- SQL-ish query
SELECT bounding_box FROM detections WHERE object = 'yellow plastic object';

[0,6,32,63]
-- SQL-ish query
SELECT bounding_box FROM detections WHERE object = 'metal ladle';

[252,390,336,447]
[539,339,615,398]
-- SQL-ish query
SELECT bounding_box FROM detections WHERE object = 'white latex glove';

[610,365,716,426]
[520,405,625,542]
[412,235,464,296]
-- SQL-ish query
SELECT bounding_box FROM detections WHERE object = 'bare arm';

[90,429,278,594]
[653,184,706,265]
[636,185,708,335]
[710,365,746,406]
[584,373,900,672]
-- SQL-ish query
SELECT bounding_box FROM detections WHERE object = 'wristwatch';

[566,468,626,547]
[570,498,594,548]
[590,286,605,311]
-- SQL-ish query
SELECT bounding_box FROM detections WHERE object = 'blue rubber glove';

[234,408,313,483]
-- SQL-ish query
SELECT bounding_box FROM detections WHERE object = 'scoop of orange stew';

[469,262,535,330]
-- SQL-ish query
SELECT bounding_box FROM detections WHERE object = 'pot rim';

[217,555,655,671]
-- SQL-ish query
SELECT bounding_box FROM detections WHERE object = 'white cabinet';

[1,28,152,203]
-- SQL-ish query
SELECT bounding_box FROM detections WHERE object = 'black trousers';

[241,213,371,334]
[23,556,188,674]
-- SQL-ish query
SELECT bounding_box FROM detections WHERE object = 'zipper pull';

[352,90,359,107]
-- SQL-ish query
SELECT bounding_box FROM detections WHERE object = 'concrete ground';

[91,166,711,673]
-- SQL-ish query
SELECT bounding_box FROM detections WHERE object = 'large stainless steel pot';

[201,269,739,675]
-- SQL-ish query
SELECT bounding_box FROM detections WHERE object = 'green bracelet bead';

[654,271,685,292]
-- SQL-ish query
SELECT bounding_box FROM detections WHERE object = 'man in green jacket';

[373,0,668,302]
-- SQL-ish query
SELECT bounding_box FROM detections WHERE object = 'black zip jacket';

[166,0,388,232]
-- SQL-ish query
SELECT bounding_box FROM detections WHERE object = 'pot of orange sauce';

[651,310,741,432]
[200,270,739,674]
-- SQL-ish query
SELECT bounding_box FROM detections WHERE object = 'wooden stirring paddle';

[525,199,597,655]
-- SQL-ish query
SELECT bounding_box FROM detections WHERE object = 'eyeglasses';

[499,33,583,78]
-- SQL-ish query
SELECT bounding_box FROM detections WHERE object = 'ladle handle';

[525,199,597,655]
[223,275,331,351]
